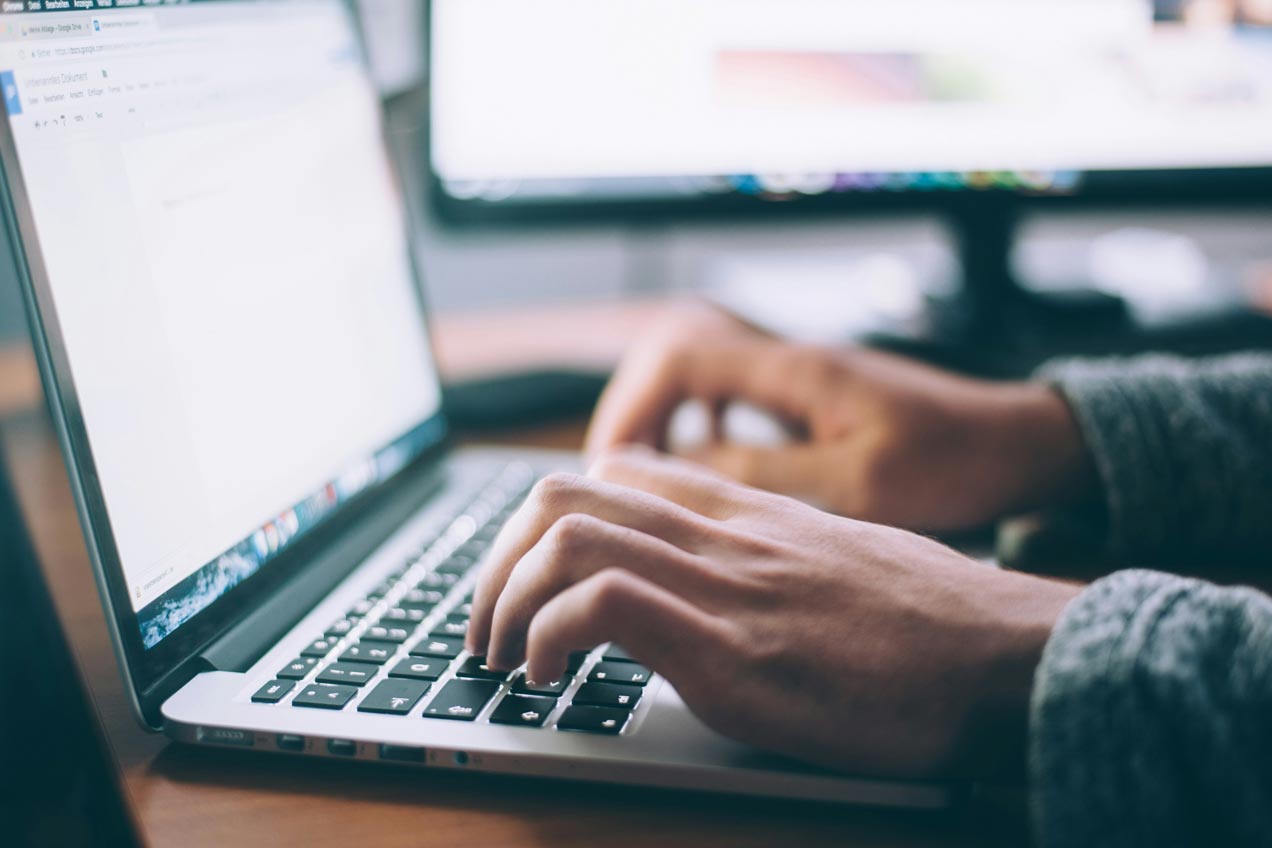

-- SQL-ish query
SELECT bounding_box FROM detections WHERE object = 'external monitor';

[429,0,1272,220]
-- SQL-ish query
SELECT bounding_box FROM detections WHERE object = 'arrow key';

[358,678,431,715]
[489,694,556,728]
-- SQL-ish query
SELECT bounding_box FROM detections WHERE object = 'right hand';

[586,303,1095,533]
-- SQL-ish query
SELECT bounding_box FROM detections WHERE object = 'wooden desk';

[0,307,1027,848]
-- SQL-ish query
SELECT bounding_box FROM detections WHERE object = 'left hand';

[466,447,1081,779]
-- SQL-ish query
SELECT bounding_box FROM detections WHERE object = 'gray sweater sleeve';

[1037,353,1272,560]
[1030,570,1272,847]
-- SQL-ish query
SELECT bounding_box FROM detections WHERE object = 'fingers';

[523,567,723,687]
[585,331,813,457]
[466,472,719,655]
[587,445,760,520]
[687,443,832,506]
[485,514,720,669]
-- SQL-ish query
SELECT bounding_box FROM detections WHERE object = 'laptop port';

[327,739,357,757]
[276,734,305,752]
[379,744,425,763]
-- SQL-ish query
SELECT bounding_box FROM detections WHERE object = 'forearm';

[1037,353,1272,561]
[1029,570,1272,847]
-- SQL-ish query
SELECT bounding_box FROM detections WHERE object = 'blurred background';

[4,0,1272,388]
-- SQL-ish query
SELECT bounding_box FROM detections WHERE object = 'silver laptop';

[0,0,947,808]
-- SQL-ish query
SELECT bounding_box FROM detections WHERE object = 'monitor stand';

[869,198,1272,379]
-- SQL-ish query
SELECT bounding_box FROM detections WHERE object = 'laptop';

[0,0,947,808]
[0,449,142,847]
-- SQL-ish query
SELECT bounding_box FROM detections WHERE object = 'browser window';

[0,0,443,648]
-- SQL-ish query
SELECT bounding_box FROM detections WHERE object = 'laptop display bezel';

[0,0,452,727]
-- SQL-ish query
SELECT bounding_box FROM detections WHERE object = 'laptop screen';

[0,0,443,650]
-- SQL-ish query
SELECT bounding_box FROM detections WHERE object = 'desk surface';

[0,305,1027,848]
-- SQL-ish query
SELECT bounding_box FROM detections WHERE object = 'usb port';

[327,738,357,757]
[379,744,425,763]
[276,734,305,752]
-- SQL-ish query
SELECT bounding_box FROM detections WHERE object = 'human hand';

[467,448,1082,778]
[586,303,1096,533]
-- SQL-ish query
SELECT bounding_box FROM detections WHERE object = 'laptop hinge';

[196,461,450,674]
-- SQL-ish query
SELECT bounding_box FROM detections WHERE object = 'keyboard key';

[300,637,337,658]
[348,599,376,617]
[431,615,469,638]
[566,651,590,673]
[421,679,500,721]
[388,657,447,681]
[252,679,294,704]
[341,643,395,665]
[589,662,650,686]
[572,682,641,710]
[451,600,474,618]
[358,679,431,715]
[277,657,318,679]
[400,588,444,610]
[409,636,464,659]
[416,572,459,589]
[602,644,638,663]
[511,674,569,697]
[315,662,376,687]
[382,606,426,624]
[364,625,411,644]
[454,656,510,681]
[436,555,475,576]
[556,705,630,735]
[324,618,356,638]
[489,695,556,728]
[292,683,357,710]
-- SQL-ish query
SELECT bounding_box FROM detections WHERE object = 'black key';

[511,674,569,697]
[315,662,376,687]
[409,635,464,659]
[364,625,411,644]
[388,657,447,681]
[566,651,590,673]
[573,682,641,710]
[300,637,337,658]
[556,705,629,735]
[421,679,500,721]
[589,661,650,686]
[348,598,375,617]
[340,642,395,665]
[292,683,357,710]
[277,657,318,679]
[454,656,510,681]
[324,618,356,638]
[602,644,638,663]
[382,606,426,624]
[400,588,444,609]
[252,679,294,704]
[431,615,469,638]
[489,695,556,728]
[358,678,431,715]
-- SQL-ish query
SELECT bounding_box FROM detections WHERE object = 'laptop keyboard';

[249,464,652,736]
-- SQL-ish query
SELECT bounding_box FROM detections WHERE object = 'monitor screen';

[430,0,1272,209]
[0,0,444,649]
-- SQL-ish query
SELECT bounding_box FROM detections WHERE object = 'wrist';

[957,573,1083,781]
[989,382,1099,517]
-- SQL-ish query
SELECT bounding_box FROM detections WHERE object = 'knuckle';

[544,513,598,561]
[531,472,585,511]
[585,568,634,620]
